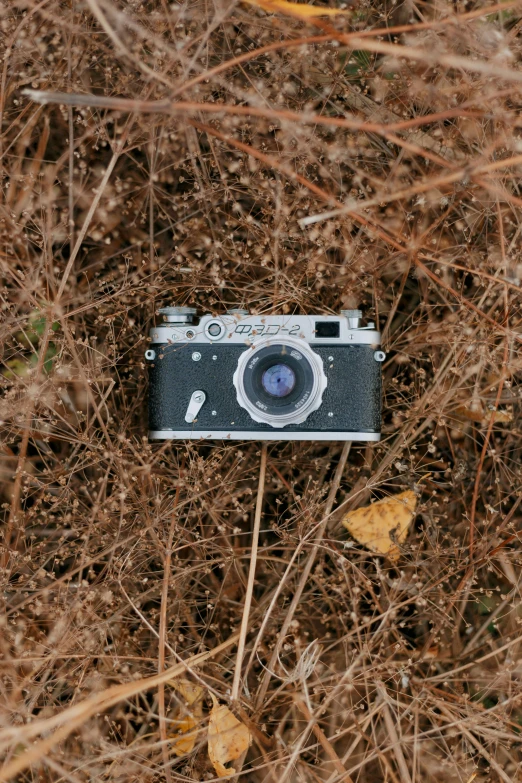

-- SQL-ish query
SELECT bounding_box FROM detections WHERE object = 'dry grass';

[1,0,522,780]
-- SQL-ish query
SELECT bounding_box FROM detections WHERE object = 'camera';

[145,307,385,442]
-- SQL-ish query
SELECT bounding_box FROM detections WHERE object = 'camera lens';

[233,337,327,428]
[261,364,296,398]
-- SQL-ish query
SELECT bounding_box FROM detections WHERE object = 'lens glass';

[261,363,296,398]
[208,322,222,336]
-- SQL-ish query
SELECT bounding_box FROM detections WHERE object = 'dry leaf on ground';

[208,694,252,777]
[342,490,417,562]
[167,678,204,757]
[243,0,347,18]
[170,678,204,707]
[454,404,513,425]
[168,715,199,756]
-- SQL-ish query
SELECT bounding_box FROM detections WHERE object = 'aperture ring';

[233,337,327,428]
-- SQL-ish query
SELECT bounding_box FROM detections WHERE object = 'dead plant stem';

[255,441,351,710]
[0,633,240,781]
[158,464,183,782]
[231,442,268,703]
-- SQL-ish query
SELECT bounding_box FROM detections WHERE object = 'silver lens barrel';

[232,337,327,428]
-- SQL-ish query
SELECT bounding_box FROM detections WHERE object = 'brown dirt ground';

[1,0,522,780]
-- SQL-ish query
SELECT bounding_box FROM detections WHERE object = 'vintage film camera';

[145,308,385,441]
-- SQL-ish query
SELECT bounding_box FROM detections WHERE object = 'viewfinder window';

[315,321,340,338]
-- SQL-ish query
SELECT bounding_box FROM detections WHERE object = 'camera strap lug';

[184,390,206,423]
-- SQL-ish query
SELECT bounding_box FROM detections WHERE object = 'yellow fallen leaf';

[167,678,204,757]
[453,403,485,423]
[490,409,513,423]
[243,0,347,18]
[169,715,200,756]
[342,490,417,562]
[454,404,513,425]
[208,694,251,777]
[170,678,204,707]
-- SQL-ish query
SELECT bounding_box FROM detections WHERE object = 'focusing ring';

[233,337,327,428]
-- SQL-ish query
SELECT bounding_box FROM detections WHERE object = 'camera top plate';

[149,313,381,347]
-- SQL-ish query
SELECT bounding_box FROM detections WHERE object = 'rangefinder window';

[315,321,340,338]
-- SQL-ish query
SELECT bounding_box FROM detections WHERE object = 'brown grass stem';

[255,441,351,710]
[231,442,268,703]
[157,467,183,782]
[3,4,522,778]
[0,633,240,781]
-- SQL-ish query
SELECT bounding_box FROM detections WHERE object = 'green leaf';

[477,595,496,615]
[345,50,373,75]
[43,343,57,374]
[3,359,30,379]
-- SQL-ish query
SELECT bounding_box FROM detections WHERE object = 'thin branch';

[231,442,268,702]
[0,634,240,781]
[255,441,351,710]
